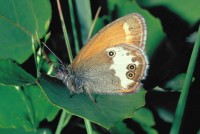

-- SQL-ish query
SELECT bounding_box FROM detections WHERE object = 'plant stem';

[31,36,38,77]
[62,113,72,128]
[170,26,200,134]
[55,110,67,134]
[56,1,94,134]
[35,32,42,77]
[68,0,80,54]
[56,0,73,63]
[87,7,101,41]
[55,1,74,134]
[84,119,93,134]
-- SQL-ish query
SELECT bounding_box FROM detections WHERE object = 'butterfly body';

[55,13,148,97]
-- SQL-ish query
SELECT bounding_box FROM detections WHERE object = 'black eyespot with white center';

[126,71,135,79]
[127,64,136,71]
[107,50,116,57]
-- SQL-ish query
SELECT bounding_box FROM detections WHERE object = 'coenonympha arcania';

[55,13,149,100]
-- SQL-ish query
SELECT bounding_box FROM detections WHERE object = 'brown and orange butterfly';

[55,13,149,100]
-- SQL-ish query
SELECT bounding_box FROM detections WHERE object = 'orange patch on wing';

[73,13,146,65]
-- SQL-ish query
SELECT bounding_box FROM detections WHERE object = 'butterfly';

[54,13,149,101]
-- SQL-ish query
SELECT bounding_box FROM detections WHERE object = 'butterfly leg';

[82,86,97,103]
[69,91,75,98]
[87,92,97,103]
[67,79,77,98]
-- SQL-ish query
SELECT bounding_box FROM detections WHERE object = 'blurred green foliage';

[137,0,200,25]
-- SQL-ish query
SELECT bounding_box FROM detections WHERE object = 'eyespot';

[107,50,116,57]
[127,64,136,71]
[126,71,135,79]
[132,57,136,62]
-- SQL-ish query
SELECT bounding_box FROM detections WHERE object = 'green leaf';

[157,107,174,123]
[107,0,166,58]
[0,127,52,134]
[0,84,59,131]
[110,122,134,134]
[37,74,146,129]
[133,107,158,134]
[137,0,200,25]
[107,0,124,15]
[0,0,51,63]
[36,128,52,134]
[197,129,200,134]
[143,127,158,134]
[133,107,155,126]
[24,85,59,124]
[165,73,195,91]
[0,59,35,86]
[0,86,34,130]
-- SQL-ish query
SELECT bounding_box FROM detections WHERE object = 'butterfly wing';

[70,13,148,94]
[73,13,147,64]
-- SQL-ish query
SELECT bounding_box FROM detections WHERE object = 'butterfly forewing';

[72,13,146,65]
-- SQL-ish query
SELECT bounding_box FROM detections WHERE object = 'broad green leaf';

[0,84,59,131]
[137,0,200,25]
[165,73,195,91]
[0,127,52,134]
[24,85,59,124]
[107,0,124,15]
[37,74,146,129]
[0,0,51,63]
[107,0,166,58]
[0,59,35,86]
[110,122,134,134]
[133,107,158,134]
[0,86,34,130]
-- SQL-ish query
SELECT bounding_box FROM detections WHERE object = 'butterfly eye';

[127,64,136,71]
[126,71,135,79]
[107,50,116,57]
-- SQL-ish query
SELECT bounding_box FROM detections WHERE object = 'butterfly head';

[55,64,87,94]
[55,64,70,81]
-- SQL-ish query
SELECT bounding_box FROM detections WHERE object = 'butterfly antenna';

[42,42,64,64]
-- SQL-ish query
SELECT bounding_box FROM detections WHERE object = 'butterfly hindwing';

[71,44,148,94]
